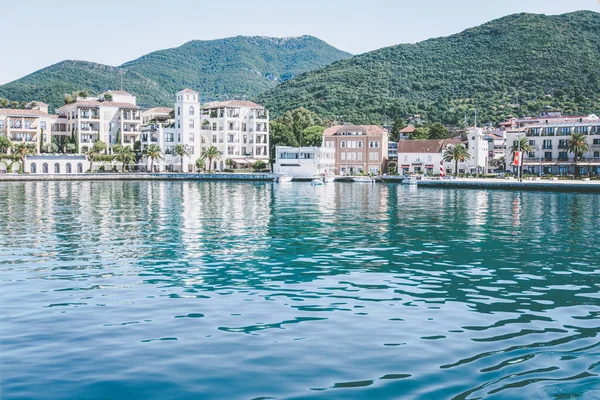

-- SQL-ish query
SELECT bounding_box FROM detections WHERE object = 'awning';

[401,165,410,168]
[425,165,434,168]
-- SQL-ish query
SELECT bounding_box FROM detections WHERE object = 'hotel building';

[55,91,142,153]
[322,125,388,174]
[0,102,59,153]
[502,112,600,175]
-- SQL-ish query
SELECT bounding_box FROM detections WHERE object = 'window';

[0,121,3,129]
[369,152,379,161]
[189,133,195,142]
[54,163,60,173]
[427,156,432,162]
[543,140,552,149]
[178,121,180,129]
[189,106,195,115]
[544,152,552,161]
[177,107,180,116]
[189,119,194,128]
[212,135,217,143]
[558,151,568,161]
[66,163,72,173]
[357,153,362,161]
[350,153,356,160]
[341,153,346,160]
[77,163,83,173]
[30,163,37,173]
[369,141,379,148]
[594,151,599,158]
[341,141,346,148]
[404,156,408,162]
[43,163,48,173]
[357,141,363,148]
[529,140,535,146]
[165,133,174,142]
[40,121,46,130]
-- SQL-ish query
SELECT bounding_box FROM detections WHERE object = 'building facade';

[273,146,335,178]
[199,99,270,170]
[55,91,142,153]
[0,105,59,153]
[397,128,488,175]
[322,125,389,175]
[502,113,600,175]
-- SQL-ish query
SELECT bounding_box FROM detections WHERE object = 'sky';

[0,0,598,84]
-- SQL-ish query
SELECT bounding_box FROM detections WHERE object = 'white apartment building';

[274,146,335,178]
[503,113,600,175]
[0,103,59,153]
[397,128,489,175]
[55,90,142,153]
[140,89,271,172]
[199,99,270,170]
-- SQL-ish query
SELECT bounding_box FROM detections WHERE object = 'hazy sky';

[1,0,598,84]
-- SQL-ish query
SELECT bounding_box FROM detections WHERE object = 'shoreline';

[2,174,600,193]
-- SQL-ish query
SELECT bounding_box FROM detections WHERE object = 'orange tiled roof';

[203,100,264,109]
[0,108,57,117]
[323,125,387,137]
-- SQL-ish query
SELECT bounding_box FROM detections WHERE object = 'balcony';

[557,144,568,149]
[542,145,553,149]
[591,144,600,149]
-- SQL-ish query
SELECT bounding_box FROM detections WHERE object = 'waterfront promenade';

[0,172,275,182]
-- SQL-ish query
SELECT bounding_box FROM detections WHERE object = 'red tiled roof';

[144,107,172,113]
[203,100,264,109]
[177,88,198,94]
[400,125,415,133]
[397,139,464,154]
[57,100,140,110]
[323,125,387,137]
[0,108,57,117]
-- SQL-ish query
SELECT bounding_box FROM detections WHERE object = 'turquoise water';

[1,181,599,399]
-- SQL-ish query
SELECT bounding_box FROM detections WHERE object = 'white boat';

[275,175,293,183]
[323,175,336,183]
[401,176,418,185]
[352,177,374,183]
[310,178,324,186]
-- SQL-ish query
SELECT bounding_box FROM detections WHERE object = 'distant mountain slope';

[257,11,600,124]
[0,36,351,111]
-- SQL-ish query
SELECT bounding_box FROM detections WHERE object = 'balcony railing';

[542,145,553,149]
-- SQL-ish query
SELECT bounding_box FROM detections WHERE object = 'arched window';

[43,163,49,173]
[66,163,72,173]
[31,163,37,173]
[189,106,195,115]
[54,163,60,173]
[77,163,83,173]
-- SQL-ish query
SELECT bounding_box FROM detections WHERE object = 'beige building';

[0,103,59,153]
[55,90,142,153]
[323,125,388,174]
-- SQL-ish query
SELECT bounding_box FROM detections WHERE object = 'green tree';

[428,123,450,139]
[252,160,266,171]
[12,143,37,173]
[173,144,191,172]
[112,144,136,171]
[0,135,11,154]
[509,137,534,178]
[195,157,205,172]
[443,143,471,176]
[201,146,222,172]
[143,144,164,172]
[11,101,19,109]
[410,126,430,140]
[86,141,107,171]
[391,118,406,142]
[280,107,322,146]
[0,98,9,108]
[567,132,590,176]
[269,121,297,164]
[301,126,325,147]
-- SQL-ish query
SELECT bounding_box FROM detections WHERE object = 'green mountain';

[258,11,600,125]
[0,36,351,111]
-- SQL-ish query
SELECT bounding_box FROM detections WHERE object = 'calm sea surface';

[1,181,600,399]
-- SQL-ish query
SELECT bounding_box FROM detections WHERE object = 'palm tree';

[567,132,590,177]
[195,158,205,172]
[143,144,164,173]
[173,144,191,172]
[200,146,222,172]
[86,141,106,172]
[510,137,534,178]
[443,143,471,176]
[113,145,136,172]
[0,135,11,154]
[12,142,37,173]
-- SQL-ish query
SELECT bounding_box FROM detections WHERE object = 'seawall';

[0,173,275,182]
[413,178,600,193]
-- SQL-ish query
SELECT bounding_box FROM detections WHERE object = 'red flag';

[513,151,521,166]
